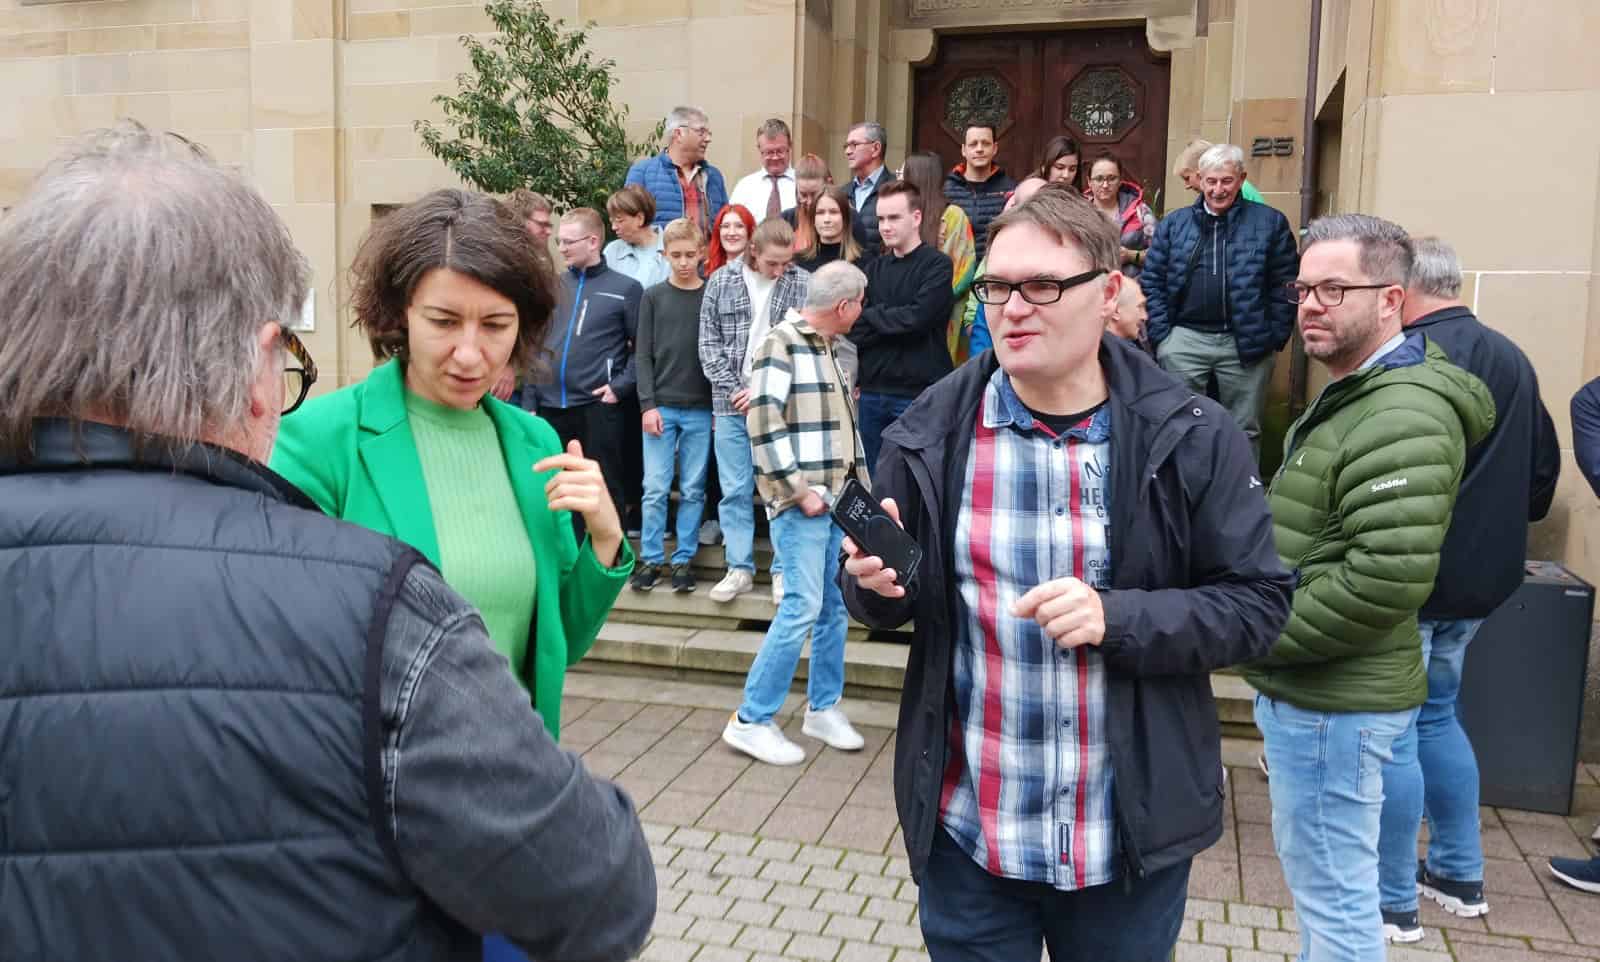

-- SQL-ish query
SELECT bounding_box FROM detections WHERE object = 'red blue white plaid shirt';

[939,367,1119,890]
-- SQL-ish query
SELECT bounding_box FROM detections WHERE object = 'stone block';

[251,39,335,127]
[346,11,410,40]
[408,4,496,36]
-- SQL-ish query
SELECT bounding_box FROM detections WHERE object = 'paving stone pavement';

[561,671,1600,962]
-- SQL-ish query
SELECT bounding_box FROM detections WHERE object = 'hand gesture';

[798,489,828,517]
[534,440,623,564]
[591,384,619,405]
[841,497,906,599]
[641,409,664,437]
[731,387,752,413]
[1012,577,1105,650]
[490,368,516,401]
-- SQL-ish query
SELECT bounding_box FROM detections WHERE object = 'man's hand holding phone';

[841,496,908,599]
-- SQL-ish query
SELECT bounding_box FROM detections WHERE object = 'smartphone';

[831,478,923,587]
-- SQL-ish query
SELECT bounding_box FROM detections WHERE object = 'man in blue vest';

[0,121,655,962]
[626,105,730,238]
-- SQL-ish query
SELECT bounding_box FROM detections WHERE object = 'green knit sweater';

[405,389,538,678]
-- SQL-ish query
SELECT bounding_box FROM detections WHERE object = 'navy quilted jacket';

[1141,195,1300,363]
[624,151,729,229]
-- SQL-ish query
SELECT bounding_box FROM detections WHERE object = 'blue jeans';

[1255,695,1414,962]
[736,510,846,724]
[918,827,1190,962]
[858,391,916,476]
[640,406,712,566]
[713,414,758,573]
[1378,617,1487,910]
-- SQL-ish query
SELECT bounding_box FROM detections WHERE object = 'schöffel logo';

[1371,477,1409,493]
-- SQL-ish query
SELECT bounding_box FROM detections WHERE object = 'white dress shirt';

[729,166,797,218]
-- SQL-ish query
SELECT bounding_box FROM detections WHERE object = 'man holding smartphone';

[840,184,1294,961]
[722,261,872,766]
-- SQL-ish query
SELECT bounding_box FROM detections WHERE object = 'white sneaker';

[708,568,754,603]
[803,705,865,751]
[722,714,806,765]
[770,571,785,606]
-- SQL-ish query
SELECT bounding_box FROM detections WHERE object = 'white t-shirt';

[741,264,779,381]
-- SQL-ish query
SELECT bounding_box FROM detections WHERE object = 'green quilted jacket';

[1241,334,1494,712]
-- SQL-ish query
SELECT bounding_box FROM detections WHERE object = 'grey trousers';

[1155,326,1275,452]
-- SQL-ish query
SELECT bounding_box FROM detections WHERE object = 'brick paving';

[560,671,1600,962]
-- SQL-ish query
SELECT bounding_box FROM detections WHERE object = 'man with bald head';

[1108,277,1151,354]
[966,175,1049,355]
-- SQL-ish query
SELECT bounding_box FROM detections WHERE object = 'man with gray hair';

[729,117,797,220]
[723,261,871,766]
[1140,142,1299,453]
[0,123,655,961]
[626,104,729,236]
[844,120,896,253]
[1374,236,1561,943]
[1243,214,1494,962]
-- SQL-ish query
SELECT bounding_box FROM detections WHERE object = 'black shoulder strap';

[363,547,428,877]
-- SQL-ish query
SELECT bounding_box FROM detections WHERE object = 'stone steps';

[583,621,1261,736]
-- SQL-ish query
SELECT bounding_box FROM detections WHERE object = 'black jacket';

[842,340,1294,882]
[943,165,1017,262]
[849,166,897,255]
[1409,306,1560,619]
[0,421,656,961]
[849,243,955,398]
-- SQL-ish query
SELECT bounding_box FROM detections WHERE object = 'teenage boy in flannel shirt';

[721,261,871,767]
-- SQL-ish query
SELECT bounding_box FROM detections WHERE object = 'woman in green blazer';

[272,189,633,740]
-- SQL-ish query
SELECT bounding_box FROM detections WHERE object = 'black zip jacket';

[841,339,1294,882]
[1408,305,1561,619]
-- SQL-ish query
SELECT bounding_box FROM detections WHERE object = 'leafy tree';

[416,0,662,214]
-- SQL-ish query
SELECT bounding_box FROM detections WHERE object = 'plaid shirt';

[697,263,810,416]
[940,367,1118,890]
[747,310,867,516]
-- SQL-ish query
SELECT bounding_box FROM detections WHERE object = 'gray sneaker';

[699,519,723,546]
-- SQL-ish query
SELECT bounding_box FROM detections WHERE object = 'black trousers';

[540,402,628,537]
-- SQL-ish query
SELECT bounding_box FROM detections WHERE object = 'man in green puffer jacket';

[1242,214,1494,962]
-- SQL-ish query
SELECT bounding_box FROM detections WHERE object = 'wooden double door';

[913,27,1173,212]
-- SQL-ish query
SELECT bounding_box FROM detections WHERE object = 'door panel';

[914,26,1172,212]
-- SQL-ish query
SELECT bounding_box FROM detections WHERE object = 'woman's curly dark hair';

[350,188,556,372]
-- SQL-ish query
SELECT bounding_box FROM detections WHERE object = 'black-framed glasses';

[282,327,317,416]
[1283,281,1392,307]
[972,269,1104,306]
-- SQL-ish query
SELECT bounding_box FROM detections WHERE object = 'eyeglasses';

[281,327,316,416]
[1282,281,1392,307]
[843,140,872,151]
[972,269,1104,306]
[556,236,597,247]
[1089,175,1121,184]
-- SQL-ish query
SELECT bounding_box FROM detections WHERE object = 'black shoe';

[630,565,661,592]
[1418,861,1488,917]
[1381,908,1423,943]
[671,563,696,593]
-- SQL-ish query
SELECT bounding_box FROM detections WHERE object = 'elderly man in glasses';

[839,182,1293,962]
[0,123,656,962]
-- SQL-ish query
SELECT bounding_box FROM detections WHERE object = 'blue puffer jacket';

[1141,195,1300,363]
[624,151,730,229]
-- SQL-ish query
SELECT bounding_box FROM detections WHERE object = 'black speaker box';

[1458,562,1594,815]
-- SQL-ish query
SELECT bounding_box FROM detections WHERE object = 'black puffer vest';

[0,421,475,961]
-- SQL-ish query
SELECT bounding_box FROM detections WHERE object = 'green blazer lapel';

[357,360,442,566]
[484,398,556,554]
